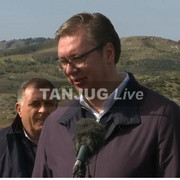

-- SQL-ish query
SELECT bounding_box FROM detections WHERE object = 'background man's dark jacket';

[0,115,37,177]
[33,73,180,177]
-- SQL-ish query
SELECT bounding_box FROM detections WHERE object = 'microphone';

[72,118,105,177]
[72,145,88,177]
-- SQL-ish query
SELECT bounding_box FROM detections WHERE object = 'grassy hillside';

[118,36,180,106]
[0,36,180,128]
[0,37,52,50]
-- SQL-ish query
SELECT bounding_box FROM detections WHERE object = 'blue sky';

[0,0,180,41]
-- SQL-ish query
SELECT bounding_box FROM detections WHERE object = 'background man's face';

[16,87,57,137]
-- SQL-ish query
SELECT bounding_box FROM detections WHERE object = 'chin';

[35,126,42,133]
[74,83,91,90]
[73,80,89,89]
[36,122,44,130]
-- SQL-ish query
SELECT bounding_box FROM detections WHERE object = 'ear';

[16,103,22,117]
[104,43,115,64]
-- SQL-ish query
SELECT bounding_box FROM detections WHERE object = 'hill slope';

[0,37,51,50]
[0,36,179,128]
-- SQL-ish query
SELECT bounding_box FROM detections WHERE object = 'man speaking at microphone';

[33,12,180,177]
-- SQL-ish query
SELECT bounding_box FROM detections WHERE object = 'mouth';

[71,77,87,86]
[35,116,47,122]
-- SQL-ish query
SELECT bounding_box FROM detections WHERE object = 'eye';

[61,59,69,65]
[44,100,57,107]
[30,101,41,108]
[72,56,85,63]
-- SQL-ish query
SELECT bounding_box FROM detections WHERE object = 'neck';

[86,98,105,113]
[23,128,39,144]
[85,73,124,113]
[30,135,39,144]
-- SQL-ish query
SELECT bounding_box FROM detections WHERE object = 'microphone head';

[73,118,105,158]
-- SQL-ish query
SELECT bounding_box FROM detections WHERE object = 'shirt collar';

[11,114,37,144]
[23,128,37,144]
[80,72,130,121]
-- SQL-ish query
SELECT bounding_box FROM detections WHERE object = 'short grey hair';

[17,78,56,103]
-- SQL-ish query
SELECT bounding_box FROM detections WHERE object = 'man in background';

[0,78,58,177]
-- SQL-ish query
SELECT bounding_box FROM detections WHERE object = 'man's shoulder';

[0,126,12,136]
[56,99,79,113]
[143,85,174,103]
[0,126,12,156]
[45,99,80,124]
[140,85,180,114]
[0,126,12,146]
[128,73,178,106]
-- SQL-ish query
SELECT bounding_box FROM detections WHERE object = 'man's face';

[16,87,57,137]
[57,27,115,93]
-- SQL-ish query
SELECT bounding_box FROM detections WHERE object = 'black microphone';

[72,118,105,177]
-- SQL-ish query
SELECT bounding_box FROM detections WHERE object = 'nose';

[38,104,48,114]
[65,63,78,75]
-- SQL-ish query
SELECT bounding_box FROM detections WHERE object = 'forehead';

[23,87,51,101]
[58,28,91,56]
